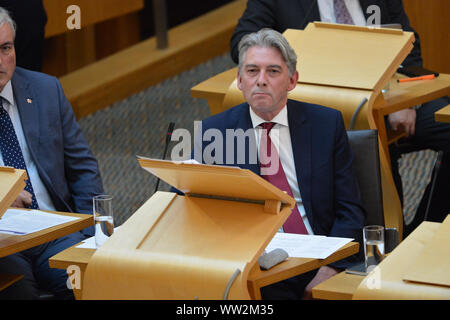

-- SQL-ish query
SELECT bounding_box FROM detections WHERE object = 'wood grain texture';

[0,168,27,219]
[81,159,295,299]
[43,0,144,38]
[0,273,23,291]
[59,0,247,117]
[435,104,450,123]
[403,0,450,73]
[0,210,93,258]
[353,220,450,299]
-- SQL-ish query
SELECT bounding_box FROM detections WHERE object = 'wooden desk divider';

[0,167,27,219]
[221,22,415,240]
[82,159,296,299]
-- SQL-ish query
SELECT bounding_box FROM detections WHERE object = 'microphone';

[298,0,318,30]
[423,151,444,221]
[153,122,175,194]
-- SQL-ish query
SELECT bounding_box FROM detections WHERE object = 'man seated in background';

[230,0,450,237]
[195,28,365,299]
[0,7,103,299]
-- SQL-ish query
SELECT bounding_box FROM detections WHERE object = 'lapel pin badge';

[27,98,32,104]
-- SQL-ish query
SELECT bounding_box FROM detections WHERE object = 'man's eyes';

[246,68,280,75]
[0,44,13,54]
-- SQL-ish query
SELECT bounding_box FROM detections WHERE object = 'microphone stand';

[154,122,175,194]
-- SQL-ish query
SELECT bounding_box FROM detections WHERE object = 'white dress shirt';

[0,81,56,211]
[317,0,367,26]
[249,106,314,234]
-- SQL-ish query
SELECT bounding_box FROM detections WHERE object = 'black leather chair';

[347,130,398,253]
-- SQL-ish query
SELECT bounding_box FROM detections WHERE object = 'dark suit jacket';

[195,100,366,268]
[11,67,103,235]
[230,0,422,67]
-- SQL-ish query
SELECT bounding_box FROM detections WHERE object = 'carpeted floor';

[77,53,436,227]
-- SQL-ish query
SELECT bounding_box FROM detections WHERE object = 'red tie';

[259,122,308,234]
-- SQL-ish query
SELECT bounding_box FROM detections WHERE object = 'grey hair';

[0,7,16,38]
[238,28,297,76]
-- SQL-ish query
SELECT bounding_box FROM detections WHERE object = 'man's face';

[0,22,15,92]
[237,46,298,121]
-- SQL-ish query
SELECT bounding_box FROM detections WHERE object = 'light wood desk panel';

[435,104,450,123]
[353,218,450,299]
[0,274,24,291]
[49,241,358,300]
[312,271,363,300]
[0,209,93,258]
[248,242,359,300]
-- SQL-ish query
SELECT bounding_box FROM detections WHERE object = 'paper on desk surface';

[76,226,122,249]
[265,233,353,259]
[0,208,80,235]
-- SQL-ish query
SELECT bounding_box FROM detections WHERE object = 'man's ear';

[288,70,299,91]
[236,70,243,90]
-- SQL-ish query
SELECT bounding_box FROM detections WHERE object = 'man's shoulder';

[202,102,249,129]
[288,99,340,119]
[13,66,59,88]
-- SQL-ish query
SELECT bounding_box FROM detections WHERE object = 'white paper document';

[76,226,121,249]
[76,235,97,249]
[0,208,80,235]
[265,233,354,259]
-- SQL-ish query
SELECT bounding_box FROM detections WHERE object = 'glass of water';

[363,225,385,272]
[93,195,114,248]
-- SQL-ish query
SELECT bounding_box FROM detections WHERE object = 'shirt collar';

[249,105,289,129]
[0,81,15,109]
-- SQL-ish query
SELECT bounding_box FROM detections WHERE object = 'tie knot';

[260,122,276,133]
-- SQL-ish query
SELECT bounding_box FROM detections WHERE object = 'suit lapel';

[11,71,40,158]
[287,100,312,217]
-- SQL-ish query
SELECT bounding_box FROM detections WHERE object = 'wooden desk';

[353,218,450,299]
[0,274,24,291]
[435,104,450,123]
[49,245,94,300]
[313,218,450,300]
[49,240,358,300]
[372,74,450,163]
[247,241,359,300]
[43,0,144,76]
[0,209,93,258]
[312,271,363,300]
[191,68,237,115]
[0,208,93,292]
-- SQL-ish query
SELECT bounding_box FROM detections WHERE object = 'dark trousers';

[0,231,86,300]
[389,96,450,238]
[260,269,318,300]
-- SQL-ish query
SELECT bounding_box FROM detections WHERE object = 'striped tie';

[334,0,354,25]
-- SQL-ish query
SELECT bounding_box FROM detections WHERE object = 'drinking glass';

[93,195,114,248]
[363,225,385,272]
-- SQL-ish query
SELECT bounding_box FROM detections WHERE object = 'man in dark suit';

[0,8,103,299]
[196,28,365,299]
[230,0,450,236]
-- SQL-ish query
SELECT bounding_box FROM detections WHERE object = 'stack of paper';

[265,233,353,259]
[0,209,80,235]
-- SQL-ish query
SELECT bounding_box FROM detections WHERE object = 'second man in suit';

[0,7,103,299]
[195,28,365,299]
[229,0,450,237]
